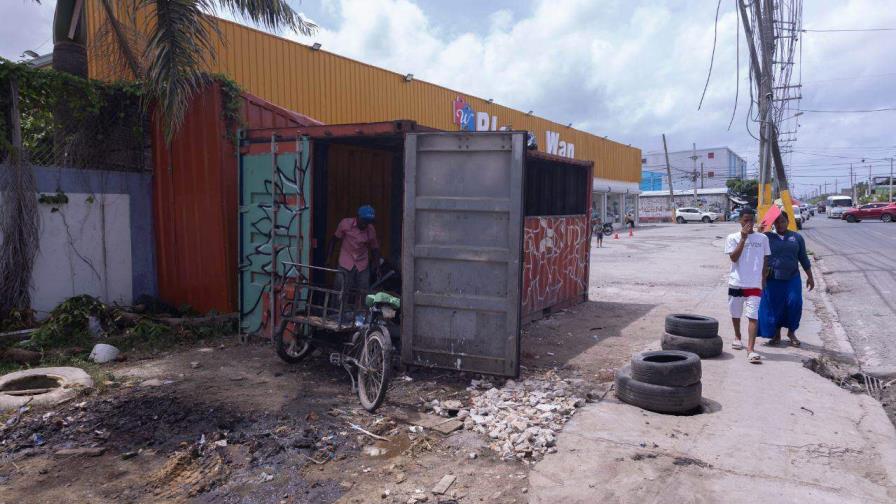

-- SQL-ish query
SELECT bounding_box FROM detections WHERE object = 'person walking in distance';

[593,214,604,248]
[724,208,770,363]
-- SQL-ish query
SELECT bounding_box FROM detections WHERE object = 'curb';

[810,257,858,361]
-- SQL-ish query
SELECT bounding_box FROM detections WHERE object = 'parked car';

[675,207,720,224]
[817,203,826,214]
[729,208,742,221]
[842,202,896,223]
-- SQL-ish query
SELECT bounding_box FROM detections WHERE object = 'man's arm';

[728,236,748,262]
[797,235,815,290]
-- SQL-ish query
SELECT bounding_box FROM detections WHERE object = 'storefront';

[592,177,642,225]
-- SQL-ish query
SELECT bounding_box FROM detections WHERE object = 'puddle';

[365,433,414,459]
[0,375,63,396]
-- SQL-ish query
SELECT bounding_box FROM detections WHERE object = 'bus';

[826,195,853,219]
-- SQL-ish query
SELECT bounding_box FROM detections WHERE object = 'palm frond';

[96,0,145,79]
[141,0,219,142]
[214,0,318,35]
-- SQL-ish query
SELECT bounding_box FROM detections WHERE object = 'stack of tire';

[661,314,723,358]
[615,350,702,414]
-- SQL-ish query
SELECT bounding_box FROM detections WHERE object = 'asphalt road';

[801,212,896,376]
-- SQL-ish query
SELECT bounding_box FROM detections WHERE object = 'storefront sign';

[452,96,575,159]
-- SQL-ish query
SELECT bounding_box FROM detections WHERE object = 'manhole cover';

[0,375,63,396]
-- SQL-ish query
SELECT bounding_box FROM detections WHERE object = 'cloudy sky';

[3,0,894,197]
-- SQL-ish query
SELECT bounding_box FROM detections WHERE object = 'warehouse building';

[83,9,641,220]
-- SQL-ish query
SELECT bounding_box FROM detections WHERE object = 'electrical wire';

[698,0,724,111]
[797,107,896,113]
[803,27,896,32]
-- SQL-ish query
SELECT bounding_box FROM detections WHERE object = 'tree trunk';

[0,77,40,318]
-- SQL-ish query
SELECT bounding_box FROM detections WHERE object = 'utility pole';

[868,164,873,198]
[700,162,705,189]
[662,134,675,222]
[889,157,893,202]
[690,143,699,205]
[850,164,857,203]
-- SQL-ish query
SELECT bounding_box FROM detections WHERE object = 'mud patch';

[672,456,712,469]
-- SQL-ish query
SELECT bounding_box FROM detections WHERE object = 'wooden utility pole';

[890,158,894,202]
[850,164,856,203]
[690,143,699,205]
[662,133,675,222]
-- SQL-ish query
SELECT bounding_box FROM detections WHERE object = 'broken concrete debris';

[461,372,585,461]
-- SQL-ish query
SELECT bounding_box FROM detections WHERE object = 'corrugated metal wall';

[151,82,317,313]
[84,2,641,183]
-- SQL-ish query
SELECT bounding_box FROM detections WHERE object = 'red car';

[842,202,896,223]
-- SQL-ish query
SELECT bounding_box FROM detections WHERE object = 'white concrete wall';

[0,193,133,315]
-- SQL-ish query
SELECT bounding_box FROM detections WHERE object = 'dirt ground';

[0,310,640,504]
[0,232,675,504]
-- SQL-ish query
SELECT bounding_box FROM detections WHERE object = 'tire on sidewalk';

[661,332,723,358]
[664,314,719,339]
[630,350,701,387]
[615,365,702,414]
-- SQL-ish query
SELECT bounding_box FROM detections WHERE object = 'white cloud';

[289,0,896,196]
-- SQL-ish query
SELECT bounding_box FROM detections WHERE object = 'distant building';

[640,171,664,191]
[641,147,747,191]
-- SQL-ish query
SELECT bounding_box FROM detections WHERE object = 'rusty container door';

[401,132,525,377]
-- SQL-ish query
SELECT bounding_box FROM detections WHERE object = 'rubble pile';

[459,372,586,461]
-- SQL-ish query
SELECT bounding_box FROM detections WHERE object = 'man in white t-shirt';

[724,207,770,363]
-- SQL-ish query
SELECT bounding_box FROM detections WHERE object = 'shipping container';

[151,82,320,314]
[237,128,592,376]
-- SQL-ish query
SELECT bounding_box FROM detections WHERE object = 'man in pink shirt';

[326,205,381,304]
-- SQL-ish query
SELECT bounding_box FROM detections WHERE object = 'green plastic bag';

[365,291,400,309]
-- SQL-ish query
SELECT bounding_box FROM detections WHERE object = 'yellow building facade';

[84,3,642,217]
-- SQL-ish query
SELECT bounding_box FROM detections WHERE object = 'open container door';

[401,132,525,377]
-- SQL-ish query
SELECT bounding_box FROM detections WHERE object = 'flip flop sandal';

[748,352,762,364]
[732,340,744,350]
[790,339,801,347]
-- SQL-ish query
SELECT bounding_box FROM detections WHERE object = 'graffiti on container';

[521,216,589,317]
[238,149,310,337]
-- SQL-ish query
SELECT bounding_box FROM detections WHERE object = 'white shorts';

[729,295,760,320]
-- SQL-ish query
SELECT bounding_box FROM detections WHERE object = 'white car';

[792,205,804,230]
[675,207,720,224]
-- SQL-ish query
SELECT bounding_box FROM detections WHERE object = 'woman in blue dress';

[759,212,816,346]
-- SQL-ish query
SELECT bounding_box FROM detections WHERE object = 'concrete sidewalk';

[530,224,896,503]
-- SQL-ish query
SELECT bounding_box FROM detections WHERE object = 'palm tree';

[47,0,318,140]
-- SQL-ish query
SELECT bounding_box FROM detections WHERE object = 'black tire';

[664,314,718,339]
[273,319,314,364]
[846,215,857,223]
[615,366,702,414]
[630,351,701,387]
[603,226,613,236]
[676,217,686,224]
[701,216,711,223]
[661,332,723,359]
[882,214,893,223]
[357,328,393,412]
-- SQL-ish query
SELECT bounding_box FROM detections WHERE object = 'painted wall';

[0,166,155,315]
[638,193,731,223]
[84,2,641,183]
[522,216,589,318]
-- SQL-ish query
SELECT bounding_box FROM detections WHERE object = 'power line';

[798,107,896,113]
[802,27,896,32]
